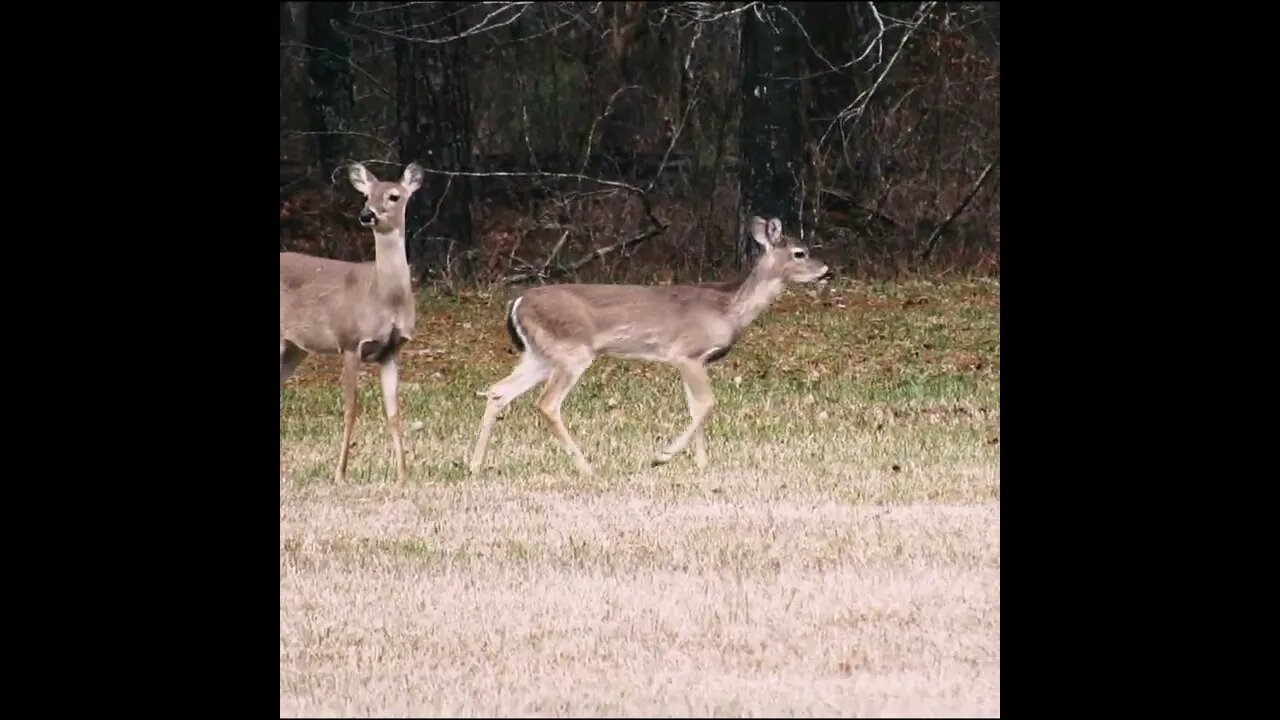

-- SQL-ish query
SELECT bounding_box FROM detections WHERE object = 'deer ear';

[766,218,783,245]
[400,163,424,194]
[750,216,771,249]
[348,163,373,195]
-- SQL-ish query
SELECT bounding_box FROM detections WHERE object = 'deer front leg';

[379,355,409,482]
[653,360,715,468]
[335,350,360,483]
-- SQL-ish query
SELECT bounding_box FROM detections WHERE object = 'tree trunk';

[738,2,803,266]
[279,3,290,80]
[280,2,292,163]
[396,3,474,281]
[599,2,649,178]
[304,1,354,183]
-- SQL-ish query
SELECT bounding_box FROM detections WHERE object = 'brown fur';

[279,253,414,355]
[280,162,425,483]
[470,216,830,477]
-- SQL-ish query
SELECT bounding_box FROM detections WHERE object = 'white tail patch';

[509,296,532,352]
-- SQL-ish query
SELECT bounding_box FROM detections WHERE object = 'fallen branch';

[408,165,668,241]
[918,160,998,262]
[502,226,667,284]
[541,230,571,273]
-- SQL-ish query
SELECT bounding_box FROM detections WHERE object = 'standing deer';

[280,162,424,483]
[468,216,830,477]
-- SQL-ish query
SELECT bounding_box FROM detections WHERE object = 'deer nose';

[358,208,375,224]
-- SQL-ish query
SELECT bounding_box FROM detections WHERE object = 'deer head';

[749,216,831,283]
[347,162,425,235]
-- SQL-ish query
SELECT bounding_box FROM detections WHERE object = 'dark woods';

[280,2,1000,286]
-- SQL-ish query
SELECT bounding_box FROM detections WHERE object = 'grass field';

[279,277,1000,717]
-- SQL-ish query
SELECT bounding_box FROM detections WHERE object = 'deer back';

[515,283,739,363]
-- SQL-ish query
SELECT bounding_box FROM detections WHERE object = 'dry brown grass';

[280,278,1000,717]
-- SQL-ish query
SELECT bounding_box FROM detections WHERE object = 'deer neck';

[372,228,412,299]
[728,261,786,331]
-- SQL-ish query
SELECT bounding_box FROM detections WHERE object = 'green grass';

[281,278,999,493]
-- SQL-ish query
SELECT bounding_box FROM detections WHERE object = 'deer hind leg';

[469,352,551,474]
[378,355,410,482]
[335,350,360,484]
[653,359,715,468]
[535,355,594,477]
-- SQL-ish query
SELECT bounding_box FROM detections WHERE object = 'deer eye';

[792,249,807,259]
[388,194,400,203]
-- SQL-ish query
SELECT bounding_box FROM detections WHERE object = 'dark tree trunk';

[280,2,291,162]
[279,3,290,78]
[396,3,474,281]
[738,2,803,266]
[304,1,354,183]
[599,2,649,178]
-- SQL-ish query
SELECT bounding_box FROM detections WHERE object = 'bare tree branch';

[407,167,641,198]
[578,85,642,177]
[486,2,591,49]
[818,1,936,152]
[770,2,886,81]
[645,20,707,194]
[502,225,667,284]
[661,1,763,28]
[918,159,997,261]
[352,2,532,44]
[542,229,571,272]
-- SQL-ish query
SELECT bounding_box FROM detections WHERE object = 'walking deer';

[468,216,830,477]
[280,162,424,483]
